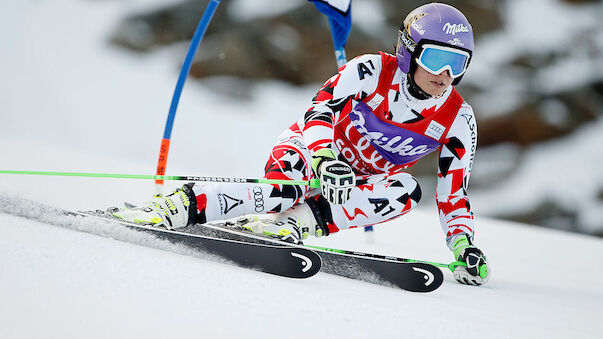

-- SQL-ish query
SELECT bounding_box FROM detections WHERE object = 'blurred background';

[2,0,602,237]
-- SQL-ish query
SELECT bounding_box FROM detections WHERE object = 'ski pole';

[155,0,222,193]
[0,170,321,188]
[304,244,467,273]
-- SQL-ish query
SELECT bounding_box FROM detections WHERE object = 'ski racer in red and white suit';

[180,53,476,241]
[285,52,478,241]
[114,3,490,286]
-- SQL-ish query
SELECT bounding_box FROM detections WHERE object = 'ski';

[0,196,321,279]
[305,245,444,292]
[1,195,443,291]
[79,210,322,279]
[198,221,444,292]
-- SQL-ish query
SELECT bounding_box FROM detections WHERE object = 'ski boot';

[112,184,197,230]
[234,202,326,245]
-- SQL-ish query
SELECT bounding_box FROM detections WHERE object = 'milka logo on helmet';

[443,22,469,35]
[447,38,465,47]
[351,110,430,157]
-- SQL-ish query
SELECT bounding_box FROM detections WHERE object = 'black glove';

[450,234,490,286]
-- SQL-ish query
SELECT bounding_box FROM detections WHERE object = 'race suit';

[191,52,477,241]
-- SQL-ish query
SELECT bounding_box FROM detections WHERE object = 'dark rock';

[187,6,383,85]
[381,0,504,36]
[110,0,216,51]
[109,0,501,83]
[561,0,601,4]
[478,83,602,147]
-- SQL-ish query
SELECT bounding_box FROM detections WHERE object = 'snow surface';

[1,1,603,338]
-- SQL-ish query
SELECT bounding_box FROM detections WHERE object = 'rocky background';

[109,0,603,236]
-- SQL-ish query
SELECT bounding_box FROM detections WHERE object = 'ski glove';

[450,234,490,286]
[311,148,355,205]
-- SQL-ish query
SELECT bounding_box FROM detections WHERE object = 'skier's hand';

[450,234,490,286]
[311,149,355,205]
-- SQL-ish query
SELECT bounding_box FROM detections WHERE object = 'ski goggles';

[415,44,470,78]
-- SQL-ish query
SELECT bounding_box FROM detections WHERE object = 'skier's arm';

[301,54,381,155]
[436,105,489,285]
[301,55,381,204]
[436,103,478,245]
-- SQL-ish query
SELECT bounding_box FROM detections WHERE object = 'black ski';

[0,196,321,279]
[307,246,443,292]
[0,195,442,291]
[79,210,322,279]
[199,222,443,292]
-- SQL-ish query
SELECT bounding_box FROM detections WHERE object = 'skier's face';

[413,65,453,97]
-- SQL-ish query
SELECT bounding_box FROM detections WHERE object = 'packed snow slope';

[1,1,602,338]
[2,199,603,339]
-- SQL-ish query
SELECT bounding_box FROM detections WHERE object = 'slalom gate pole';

[334,46,347,68]
[0,170,321,189]
[155,0,222,193]
[304,244,467,272]
[318,3,373,236]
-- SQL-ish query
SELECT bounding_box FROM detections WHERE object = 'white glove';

[311,149,355,205]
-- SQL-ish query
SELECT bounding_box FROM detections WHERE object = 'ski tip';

[290,249,322,278]
[407,263,444,292]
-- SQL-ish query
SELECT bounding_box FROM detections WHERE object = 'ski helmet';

[396,3,474,85]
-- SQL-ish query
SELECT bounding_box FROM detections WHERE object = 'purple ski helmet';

[396,3,474,85]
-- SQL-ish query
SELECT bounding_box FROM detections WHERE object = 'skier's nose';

[437,70,452,79]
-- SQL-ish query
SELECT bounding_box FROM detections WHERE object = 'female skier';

[115,3,490,286]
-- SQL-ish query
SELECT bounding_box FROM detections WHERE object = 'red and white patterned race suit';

[192,52,477,241]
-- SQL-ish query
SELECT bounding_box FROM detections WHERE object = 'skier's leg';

[274,172,421,235]
[326,172,422,233]
[113,134,314,230]
[237,171,422,241]
[195,134,314,219]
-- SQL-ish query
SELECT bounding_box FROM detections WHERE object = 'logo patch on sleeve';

[425,120,445,140]
[366,94,384,110]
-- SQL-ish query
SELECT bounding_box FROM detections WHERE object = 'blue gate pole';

[155,0,222,193]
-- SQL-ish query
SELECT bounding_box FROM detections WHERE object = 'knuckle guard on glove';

[319,160,355,205]
[463,248,485,276]
[311,149,356,205]
[450,234,490,286]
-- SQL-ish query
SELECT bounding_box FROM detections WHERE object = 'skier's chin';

[422,82,449,97]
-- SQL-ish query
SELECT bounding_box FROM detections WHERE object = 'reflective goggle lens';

[416,44,469,78]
